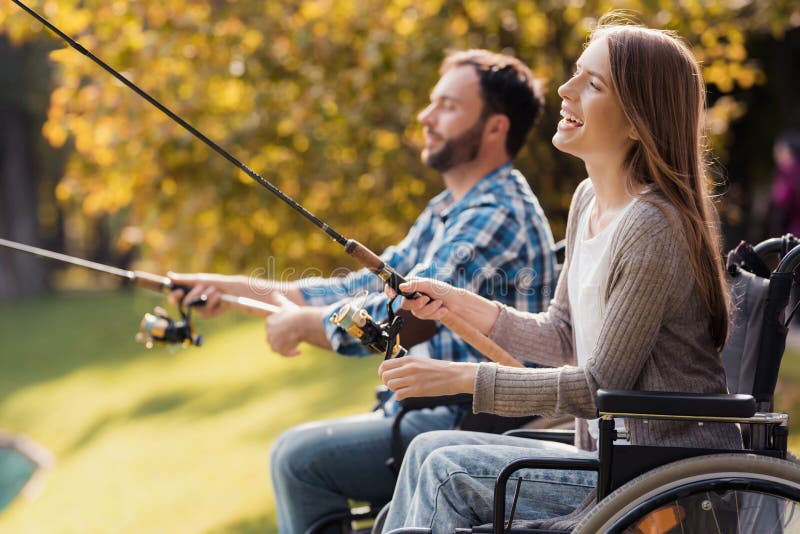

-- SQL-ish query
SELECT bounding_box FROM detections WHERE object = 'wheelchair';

[376,234,800,534]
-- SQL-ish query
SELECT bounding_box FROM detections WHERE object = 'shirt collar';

[429,162,514,220]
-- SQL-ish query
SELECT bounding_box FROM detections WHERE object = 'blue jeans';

[270,406,462,534]
[382,430,597,534]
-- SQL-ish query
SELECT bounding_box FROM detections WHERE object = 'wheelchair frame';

[477,235,800,534]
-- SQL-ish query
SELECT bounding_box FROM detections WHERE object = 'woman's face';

[552,36,635,168]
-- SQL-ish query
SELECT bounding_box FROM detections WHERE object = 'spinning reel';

[135,298,205,349]
[331,291,407,359]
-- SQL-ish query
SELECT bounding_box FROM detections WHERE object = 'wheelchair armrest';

[398,394,473,410]
[503,428,575,444]
[596,389,756,418]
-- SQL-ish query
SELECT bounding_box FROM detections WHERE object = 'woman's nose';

[557,76,577,100]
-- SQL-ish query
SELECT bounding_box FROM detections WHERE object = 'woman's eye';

[590,81,600,91]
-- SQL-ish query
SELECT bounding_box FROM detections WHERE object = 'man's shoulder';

[462,169,541,209]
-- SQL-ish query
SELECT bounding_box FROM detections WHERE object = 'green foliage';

[1,0,799,274]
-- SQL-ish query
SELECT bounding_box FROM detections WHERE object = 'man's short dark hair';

[441,49,544,158]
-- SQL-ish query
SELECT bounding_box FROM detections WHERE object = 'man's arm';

[167,272,305,317]
[322,204,529,358]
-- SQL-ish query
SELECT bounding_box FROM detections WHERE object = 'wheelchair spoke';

[705,491,723,534]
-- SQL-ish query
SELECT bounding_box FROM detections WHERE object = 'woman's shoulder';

[616,192,689,259]
[570,178,595,213]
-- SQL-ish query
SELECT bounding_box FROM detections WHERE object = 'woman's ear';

[628,126,639,141]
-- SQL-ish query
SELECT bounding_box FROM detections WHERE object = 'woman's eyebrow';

[576,62,609,86]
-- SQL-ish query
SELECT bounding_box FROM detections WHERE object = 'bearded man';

[171,49,555,533]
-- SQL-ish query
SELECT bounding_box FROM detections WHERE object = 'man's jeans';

[270,406,462,534]
[382,430,597,534]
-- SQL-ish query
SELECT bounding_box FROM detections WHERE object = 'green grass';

[775,345,800,452]
[0,291,383,533]
[2,292,800,533]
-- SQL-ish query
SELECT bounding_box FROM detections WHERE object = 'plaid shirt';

[301,163,555,375]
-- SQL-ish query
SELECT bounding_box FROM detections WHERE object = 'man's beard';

[423,116,486,173]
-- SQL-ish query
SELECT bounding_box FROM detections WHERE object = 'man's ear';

[486,114,509,137]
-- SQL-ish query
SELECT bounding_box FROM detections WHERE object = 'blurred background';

[0,0,799,532]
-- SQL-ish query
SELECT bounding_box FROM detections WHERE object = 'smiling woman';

[378,14,739,533]
[553,37,637,175]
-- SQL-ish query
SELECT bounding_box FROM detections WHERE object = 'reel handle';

[344,240,523,368]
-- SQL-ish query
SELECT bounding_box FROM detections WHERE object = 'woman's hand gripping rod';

[345,240,523,368]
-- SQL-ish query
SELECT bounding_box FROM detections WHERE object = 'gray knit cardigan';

[474,179,743,451]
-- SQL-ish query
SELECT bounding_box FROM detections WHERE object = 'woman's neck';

[585,161,636,238]
[586,161,634,214]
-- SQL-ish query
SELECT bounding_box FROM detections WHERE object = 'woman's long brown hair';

[593,19,729,348]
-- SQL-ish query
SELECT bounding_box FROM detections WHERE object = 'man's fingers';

[205,291,222,310]
[274,292,299,309]
[183,285,207,307]
[168,288,185,305]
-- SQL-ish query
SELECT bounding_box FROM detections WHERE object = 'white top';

[568,196,636,439]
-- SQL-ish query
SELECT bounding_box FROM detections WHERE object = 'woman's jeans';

[270,406,461,534]
[382,430,597,534]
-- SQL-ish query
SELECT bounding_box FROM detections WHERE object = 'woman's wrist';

[453,362,479,394]
[456,289,501,335]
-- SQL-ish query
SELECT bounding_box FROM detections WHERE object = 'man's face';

[418,66,487,173]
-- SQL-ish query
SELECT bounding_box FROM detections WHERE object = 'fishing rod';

[0,238,407,357]
[11,0,522,368]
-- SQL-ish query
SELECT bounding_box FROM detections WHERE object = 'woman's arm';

[474,202,684,419]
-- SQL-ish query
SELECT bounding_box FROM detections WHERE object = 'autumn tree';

[1,0,798,281]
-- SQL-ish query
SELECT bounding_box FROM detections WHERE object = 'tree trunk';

[0,36,57,299]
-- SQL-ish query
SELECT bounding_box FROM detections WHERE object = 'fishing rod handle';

[344,240,414,296]
[344,240,523,368]
[440,313,523,368]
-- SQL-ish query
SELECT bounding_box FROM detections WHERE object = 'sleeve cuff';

[473,362,498,414]
[488,302,514,343]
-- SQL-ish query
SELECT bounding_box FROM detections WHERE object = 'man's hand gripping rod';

[11,0,523,368]
[0,237,408,356]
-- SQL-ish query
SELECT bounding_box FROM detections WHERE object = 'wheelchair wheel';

[370,502,390,534]
[574,454,800,534]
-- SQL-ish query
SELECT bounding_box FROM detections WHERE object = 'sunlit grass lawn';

[0,291,383,533]
[2,292,800,533]
[775,344,800,453]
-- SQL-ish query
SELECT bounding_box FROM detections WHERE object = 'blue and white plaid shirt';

[300,163,555,408]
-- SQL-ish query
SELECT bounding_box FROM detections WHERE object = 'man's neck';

[442,156,511,202]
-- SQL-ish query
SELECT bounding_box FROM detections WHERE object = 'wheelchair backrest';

[722,234,800,409]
